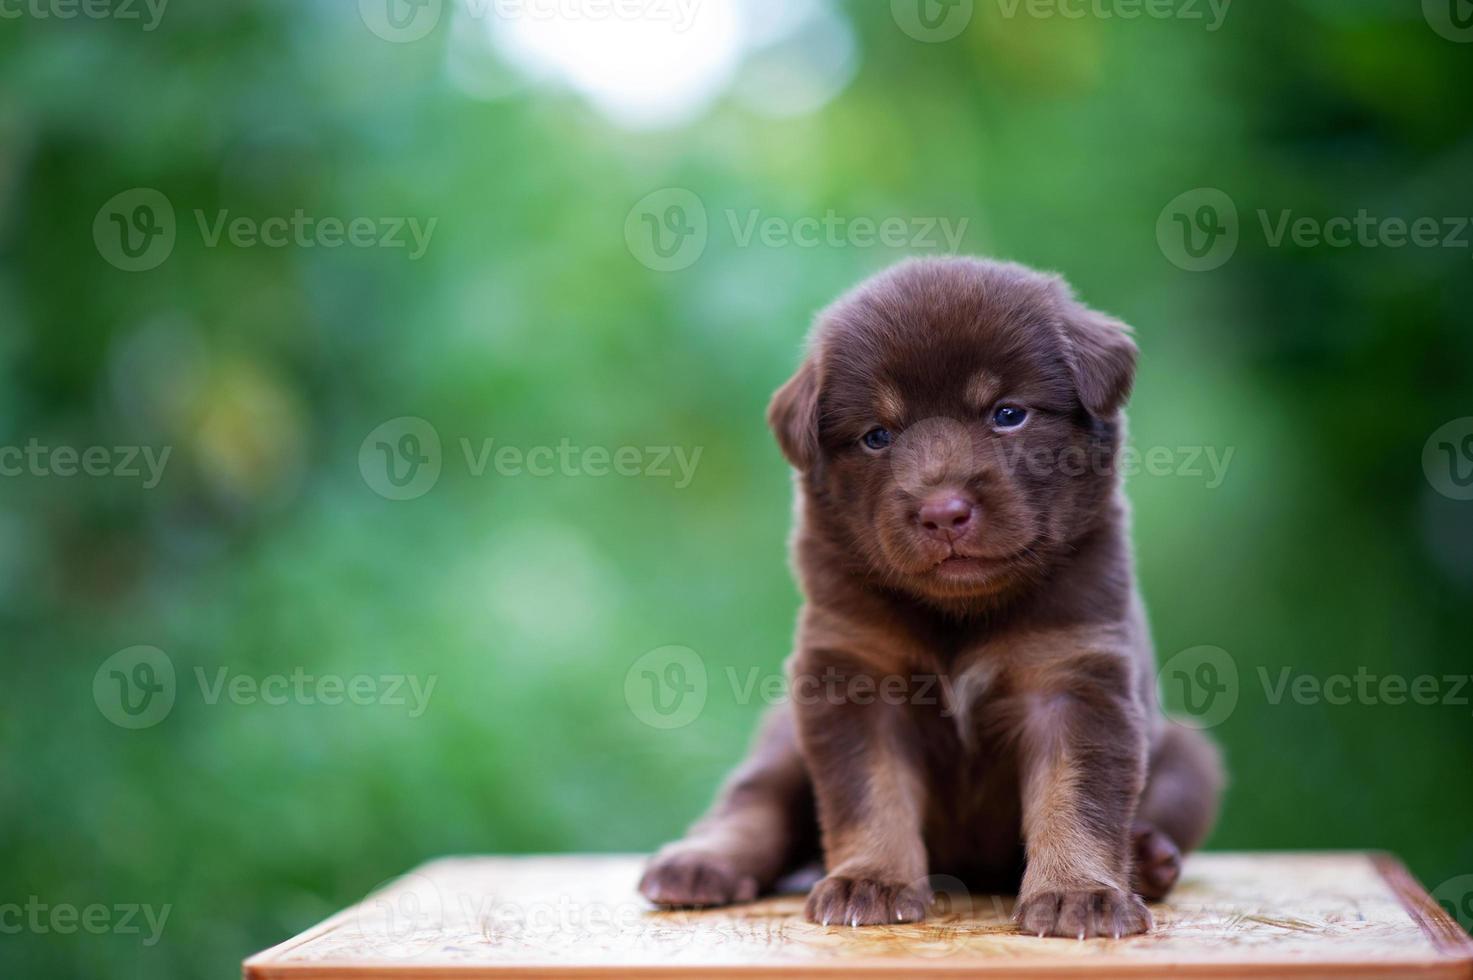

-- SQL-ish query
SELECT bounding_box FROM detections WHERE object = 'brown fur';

[640,257,1224,938]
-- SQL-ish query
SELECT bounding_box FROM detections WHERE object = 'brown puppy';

[639,257,1223,938]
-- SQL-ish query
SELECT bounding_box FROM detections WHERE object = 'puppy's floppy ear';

[768,355,820,471]
[1058,299,1138,418]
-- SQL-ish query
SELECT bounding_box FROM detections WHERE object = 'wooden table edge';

[243,960,1473,980]
[242,853,1473,980]
[1373,851,1473,963]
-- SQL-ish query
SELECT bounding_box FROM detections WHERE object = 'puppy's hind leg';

[640,704,814,907]
[1132,723,1225,901]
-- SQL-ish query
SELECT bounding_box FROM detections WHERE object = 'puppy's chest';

[935,655,1018,747]
[911,657,1026,829]
[882,618,1038,747]
[891,647,1021,759]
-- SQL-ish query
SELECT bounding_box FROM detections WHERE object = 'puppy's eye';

[992,405,1028,429]
[861,427,893,451]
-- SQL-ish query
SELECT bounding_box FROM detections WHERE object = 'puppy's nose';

[917,494,976,541]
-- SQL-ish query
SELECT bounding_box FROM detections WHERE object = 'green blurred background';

[3,0,1472,975]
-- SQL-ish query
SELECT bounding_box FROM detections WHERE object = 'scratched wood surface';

[244,853,1473,979]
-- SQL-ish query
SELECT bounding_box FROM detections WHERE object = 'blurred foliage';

[2,0,1472,976]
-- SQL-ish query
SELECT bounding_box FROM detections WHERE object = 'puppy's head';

[769,257,1137,603]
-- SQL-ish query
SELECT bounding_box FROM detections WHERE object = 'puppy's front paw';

[639,850,758,908]
[805,874,930,926]
[1014,887,1152,939]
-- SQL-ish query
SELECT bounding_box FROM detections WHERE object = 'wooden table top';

[244,852,1473,978]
